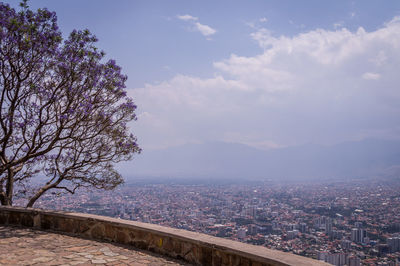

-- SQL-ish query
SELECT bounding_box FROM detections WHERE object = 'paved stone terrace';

[0,226,191,266]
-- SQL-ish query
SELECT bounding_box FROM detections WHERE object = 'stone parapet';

[0,206,328,266]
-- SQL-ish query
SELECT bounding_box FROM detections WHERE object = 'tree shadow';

[0,225,48,239]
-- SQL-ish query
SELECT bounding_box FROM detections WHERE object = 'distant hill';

[118,139,400,181]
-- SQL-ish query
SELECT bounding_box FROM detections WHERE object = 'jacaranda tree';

[0,1,140,207]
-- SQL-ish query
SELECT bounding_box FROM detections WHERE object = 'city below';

[15,177,400,266]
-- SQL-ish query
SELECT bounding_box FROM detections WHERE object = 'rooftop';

[0,225,189,265]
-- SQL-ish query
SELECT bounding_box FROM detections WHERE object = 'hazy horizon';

[118,138,400,181]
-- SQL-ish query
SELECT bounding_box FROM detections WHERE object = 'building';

[351,228,367,243]
[387,237,400,253]
[287,229,299,239]
[325,218,333,235]
[347,256,361,266]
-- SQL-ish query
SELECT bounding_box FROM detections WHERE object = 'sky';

[4,0,400,151]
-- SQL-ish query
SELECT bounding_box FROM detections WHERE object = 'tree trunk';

[3,169,14,206]
[0,192,8,205]
[26,184,53,208]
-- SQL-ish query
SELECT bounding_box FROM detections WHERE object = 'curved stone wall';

[0,206,328,266]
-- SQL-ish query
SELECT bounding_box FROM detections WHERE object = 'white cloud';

[131,18,400,150]
[245,21,256,29]
[385,16,400,26]
[194,22,217,37]
[177,14,198,21]
[177,14,216,39]
[370,50,387,66]
[333,21,344,29]
[362,72,381,80]
[259,17,268,23]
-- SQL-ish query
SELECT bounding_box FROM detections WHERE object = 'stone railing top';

[0,206,329,266]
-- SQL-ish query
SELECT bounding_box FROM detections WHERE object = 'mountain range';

[119,139,400,181]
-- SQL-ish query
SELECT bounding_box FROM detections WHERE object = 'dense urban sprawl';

[15,178,400,266]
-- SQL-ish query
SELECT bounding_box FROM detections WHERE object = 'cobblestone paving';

[0,226,191,266]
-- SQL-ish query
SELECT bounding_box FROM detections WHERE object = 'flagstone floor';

[0,225,191,266]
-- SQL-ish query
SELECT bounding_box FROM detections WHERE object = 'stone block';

[57,218,74,233]
[8,212,21,225]
[90,223,105,239]
[133,230,146,240]
[132,240,148,250]
[78,220,91,235]
[183,245,199,264]
[163,237,174,253]
[41,214,58,230]
[219,251,231,266]
[128,230,136,240]
[200,246,213,265]
[239,257,251,266]
[20,213,34,227]
[116,230,129,244]
[33,212,41,228]
[172,238,182,255]
[212,250,223,266]
[229,254,242,266]
[0,211,8,224]
[104,223,116,240]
